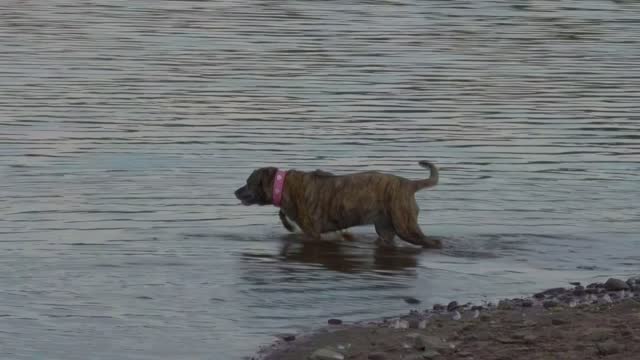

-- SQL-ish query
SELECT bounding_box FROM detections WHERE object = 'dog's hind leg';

[391,200,442,249]
[279,210,296,232]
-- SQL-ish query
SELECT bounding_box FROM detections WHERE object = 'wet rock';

[569,282,581,286]
[543,300,558,309]
[626,276,640,286]
[432,303,445,311]
[281,334,296,342]
[405,297,421,305]
[534,287,565,299]
[573,286,585,296]
[328,319,343,325]
[585,287,600,295]
[497,300,514,310]
[309,348,345,360]
[605,278,629,291]
[447,301,459,312]
[521,299,534,307]
[587,282,604,289]
[367,353,386,360]
[596,340,621,356]
[471,305,483,311]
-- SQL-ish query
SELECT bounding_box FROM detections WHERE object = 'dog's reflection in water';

[277,234,420,274]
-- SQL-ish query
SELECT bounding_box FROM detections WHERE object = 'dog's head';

[235,167,278,206]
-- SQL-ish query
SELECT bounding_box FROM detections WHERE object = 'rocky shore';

[254,276,640,360]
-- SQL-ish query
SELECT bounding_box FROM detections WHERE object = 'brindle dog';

[234,161,442,248]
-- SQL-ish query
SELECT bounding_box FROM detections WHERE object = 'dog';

[234,161,441,248]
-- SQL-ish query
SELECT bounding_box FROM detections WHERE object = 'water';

[1,0,640,359]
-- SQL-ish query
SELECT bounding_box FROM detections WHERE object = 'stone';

[328,319,343,325]
[405,297,421,305]
[423,350,441,359]
[408,317,421,329]
[447,301,459,312]
[598,294,613,304]
[471,305,483,311]
[627,276,640,286]
[523,335,537,344]
[596,340,621,356]
[309,348,345,360]
[497,300,514,310]
[432,303,445,311]
[521,299,534,307]
[367,353,386,360]
[569,282,581,286]
[534,287,566,299]
[281,334,296,342]
[587,282,604,289]
[543,300,558,309]
[409,334,448,352]
[552,318,568,325]
[605,278,629,291]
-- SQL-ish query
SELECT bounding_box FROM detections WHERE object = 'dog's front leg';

[297,215,321,241]
[278,210,296,232]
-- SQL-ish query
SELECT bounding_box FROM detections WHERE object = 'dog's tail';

[411,161,439,192]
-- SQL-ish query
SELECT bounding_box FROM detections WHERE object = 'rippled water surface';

[2,0,640,359]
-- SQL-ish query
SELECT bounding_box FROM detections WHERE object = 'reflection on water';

[243,235,421,274]
[1,0,640,359]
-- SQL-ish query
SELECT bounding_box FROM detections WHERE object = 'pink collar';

[272,169,287,207]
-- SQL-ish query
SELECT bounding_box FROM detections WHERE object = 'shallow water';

[1,0,640,359]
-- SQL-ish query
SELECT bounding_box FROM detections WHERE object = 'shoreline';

[254,276,640,360]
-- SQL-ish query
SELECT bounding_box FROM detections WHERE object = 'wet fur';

[235,161,441,248]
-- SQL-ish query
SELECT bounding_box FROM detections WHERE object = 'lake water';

[1,0,639,359]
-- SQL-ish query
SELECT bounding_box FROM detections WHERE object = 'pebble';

[309,348,345,360]
[604,278,629,291]
[392,319,410,329]
[405,297,421,305]
[423,350,441,359]
[552,318,568,325]
[598,294,613,304]
[409,334,448,352]
[447,301,459,312]
[596,340,621,356]
[367,353,387,360]
[328,319,343,325]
